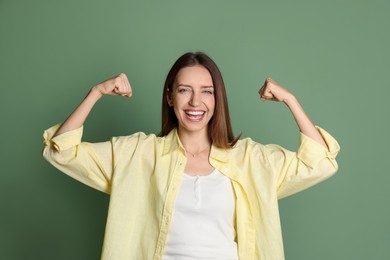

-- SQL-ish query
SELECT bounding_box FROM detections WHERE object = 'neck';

[177,127,211,155]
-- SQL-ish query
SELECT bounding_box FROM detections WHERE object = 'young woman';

[43,52,340,260]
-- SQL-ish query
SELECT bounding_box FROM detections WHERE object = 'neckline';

[183,169,218,179]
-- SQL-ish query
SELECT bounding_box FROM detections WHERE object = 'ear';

[167,94,173,107]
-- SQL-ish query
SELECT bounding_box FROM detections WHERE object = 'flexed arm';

[258,78,328,149]
[43,73,132,193]
[54,73,132,137]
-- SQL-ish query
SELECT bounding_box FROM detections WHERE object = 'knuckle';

[114,77,122,85]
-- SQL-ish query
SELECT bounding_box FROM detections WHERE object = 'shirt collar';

[210,145,229,163]
[162,129,182,156]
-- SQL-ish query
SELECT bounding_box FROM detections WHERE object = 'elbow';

[42,144,53,163]
[42,145,60,167]
[42,143,77,167]
[319,158,339,180]
[329,160,339,178]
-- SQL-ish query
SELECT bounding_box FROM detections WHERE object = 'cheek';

[210,97,216,109]
[172,104,183,120]
[208,99,216,115]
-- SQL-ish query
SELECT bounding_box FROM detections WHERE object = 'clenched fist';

[258,78,294,103]
[93,73,132,97]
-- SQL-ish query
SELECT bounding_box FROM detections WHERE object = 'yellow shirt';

[43,125,340,260]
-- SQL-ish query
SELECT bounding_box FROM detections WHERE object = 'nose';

[189,92,201,106]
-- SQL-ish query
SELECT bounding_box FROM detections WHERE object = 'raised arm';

[43,73,132,193]
[258,78,328,149]
[54,73,132,136]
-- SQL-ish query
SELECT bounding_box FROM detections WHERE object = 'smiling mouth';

[185,110,205,121]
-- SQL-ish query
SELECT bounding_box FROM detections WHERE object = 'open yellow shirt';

[43,125,339,260]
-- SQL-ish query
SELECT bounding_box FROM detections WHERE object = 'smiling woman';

[160,52,239,149]
[168,66,216,147]
[43,51,340,259]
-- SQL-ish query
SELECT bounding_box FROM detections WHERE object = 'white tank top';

[162,169,239,260]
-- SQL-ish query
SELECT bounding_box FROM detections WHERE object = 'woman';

[43,52,340,260]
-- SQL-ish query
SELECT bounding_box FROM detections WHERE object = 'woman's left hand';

[258,78,294,103]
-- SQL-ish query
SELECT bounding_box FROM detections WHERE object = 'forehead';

[175,65,213,86]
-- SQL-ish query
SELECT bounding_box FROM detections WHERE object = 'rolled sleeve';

[297,126,340,169]
[43,124,83,152]
[42,124,112,194]
[264,126,340,199]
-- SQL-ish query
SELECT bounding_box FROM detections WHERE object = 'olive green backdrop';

[1,0,389,259]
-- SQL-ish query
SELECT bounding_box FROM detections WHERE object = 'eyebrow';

[177,84,214,88]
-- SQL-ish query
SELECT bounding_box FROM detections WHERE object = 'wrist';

[90,85,104,100]
[283,93,297,106]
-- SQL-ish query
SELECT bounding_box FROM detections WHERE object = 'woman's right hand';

[93,73,132,97]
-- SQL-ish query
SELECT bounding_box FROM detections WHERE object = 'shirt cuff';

[43,124,83,152]
[297,126,340,168]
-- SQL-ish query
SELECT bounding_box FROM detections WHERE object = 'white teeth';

[186,111,204,115]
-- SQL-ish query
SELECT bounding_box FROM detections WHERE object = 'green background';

[1,0,389,259]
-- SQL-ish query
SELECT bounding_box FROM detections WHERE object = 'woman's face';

[168,65,215,135]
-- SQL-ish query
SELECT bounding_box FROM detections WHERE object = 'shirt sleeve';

[42,124,113,194]
[264,126,340,199]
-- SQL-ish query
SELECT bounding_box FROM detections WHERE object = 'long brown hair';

[159,52,239,148]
